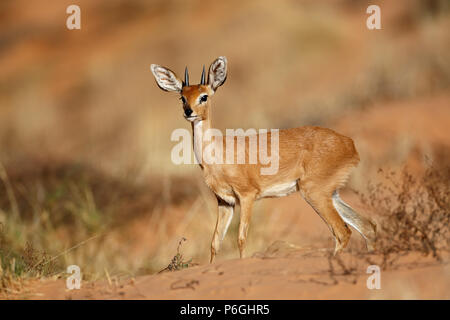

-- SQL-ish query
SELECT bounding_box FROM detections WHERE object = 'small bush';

[358,164,449,268]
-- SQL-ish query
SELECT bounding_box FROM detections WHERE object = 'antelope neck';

[192,117,212,167]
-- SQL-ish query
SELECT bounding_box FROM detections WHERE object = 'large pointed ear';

[208,56,227,92]
[150,64,183,92]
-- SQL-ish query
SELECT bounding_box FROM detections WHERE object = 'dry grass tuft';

[0,230,58,293]
[158,238,197,273]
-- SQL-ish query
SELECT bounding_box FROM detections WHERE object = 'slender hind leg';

[299,182,352,254]
[332,190,377,251]
[298,160,377,253]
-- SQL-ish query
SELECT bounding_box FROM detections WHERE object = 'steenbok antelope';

[150,56,376,263]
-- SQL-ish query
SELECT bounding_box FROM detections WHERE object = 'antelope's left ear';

[208,56,227,92]
[150,64,183,92]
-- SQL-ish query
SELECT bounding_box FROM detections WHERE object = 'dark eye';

[200,95,208,103]
[180,96,186,104]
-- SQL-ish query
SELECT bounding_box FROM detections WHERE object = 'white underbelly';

[259,181,298,199]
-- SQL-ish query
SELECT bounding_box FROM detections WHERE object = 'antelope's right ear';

[150,64,183,92]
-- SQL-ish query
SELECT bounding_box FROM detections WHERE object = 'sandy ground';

[15,247,450,300]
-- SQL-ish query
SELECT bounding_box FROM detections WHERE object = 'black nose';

[184,108,193,117]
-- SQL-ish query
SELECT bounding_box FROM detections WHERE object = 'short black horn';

[200,65,206,85]
[184,66,189,86]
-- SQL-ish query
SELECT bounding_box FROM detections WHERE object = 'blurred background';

[0,0,449,281]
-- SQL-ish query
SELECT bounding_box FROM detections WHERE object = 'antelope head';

[150,56,227,122]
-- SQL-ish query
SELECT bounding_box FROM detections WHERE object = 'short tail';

[332,190,377,251]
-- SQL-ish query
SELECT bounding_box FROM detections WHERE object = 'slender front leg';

[237,195,255,259]
[210,197,235,263]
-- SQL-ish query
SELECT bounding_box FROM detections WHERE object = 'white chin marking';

[186,116,199,122]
